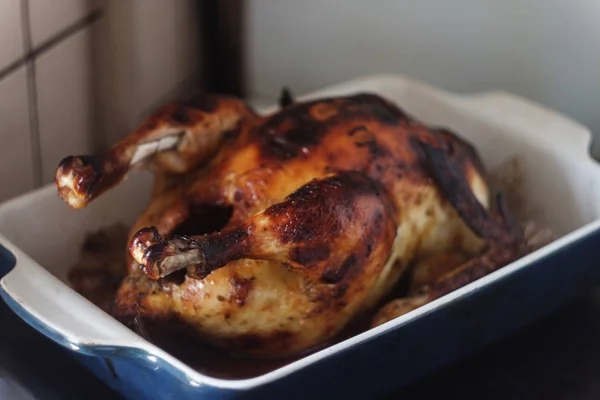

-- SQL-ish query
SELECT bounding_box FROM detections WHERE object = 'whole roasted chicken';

[55,91,523,357]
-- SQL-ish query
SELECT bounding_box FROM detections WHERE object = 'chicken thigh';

[55,92,523,357]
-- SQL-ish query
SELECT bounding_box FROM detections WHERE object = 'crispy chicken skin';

[55,92,523,357]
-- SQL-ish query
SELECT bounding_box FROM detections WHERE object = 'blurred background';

[1,0,599,204]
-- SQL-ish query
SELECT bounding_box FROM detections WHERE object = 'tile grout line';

[20,0,42,188]
[0,9,103,83]
[12,6,103,187]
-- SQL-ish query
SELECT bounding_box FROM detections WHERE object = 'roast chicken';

[55,90,524,357]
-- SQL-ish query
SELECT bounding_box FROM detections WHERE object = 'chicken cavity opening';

[172,204,234,236]
[158,204,234,284]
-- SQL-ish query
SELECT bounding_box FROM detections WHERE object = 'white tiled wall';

[133,0,200,116]
[92,0,200,147]
[0,0,23,71]
[0,0,95,198]
[0,68,34,202]
[0,0,200,201]
[29,0,92,46]
[36,28,94,183]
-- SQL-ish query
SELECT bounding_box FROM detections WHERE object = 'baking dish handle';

[0,240,140,352]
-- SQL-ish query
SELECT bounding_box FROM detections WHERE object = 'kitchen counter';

[2,288,600,399]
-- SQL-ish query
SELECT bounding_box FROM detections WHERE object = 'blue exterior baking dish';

[2,74,600,399]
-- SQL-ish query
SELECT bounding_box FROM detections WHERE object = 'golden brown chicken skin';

[55,92,523,357]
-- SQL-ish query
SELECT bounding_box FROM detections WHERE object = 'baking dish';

[2,74,600,399]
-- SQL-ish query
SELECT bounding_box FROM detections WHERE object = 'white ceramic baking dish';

[2,74,600,399]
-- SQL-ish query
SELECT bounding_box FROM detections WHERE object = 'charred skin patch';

[170,106,193,125]
[313,207,393,311]
[322,254,358,283]
[145,94,218,129]
[419,141,503,241]
[56,153,129,208]
[326,152,337,163]
[201,228,250,268]
[261,172,396,305]
[310,102,339,121]
[323,210,386,283]
[435,128,487,181]
[348,125,367,136]
[179,93,219,113]
[355,139,389,162]
[290,245,331,266]
[233,190,243,202]
[257,111,324,160]
[140,119,158,131]
[347,93,409,126]
[57,93,237,208]
[264,172,384,244]
[222,124,243,142]
[331,283,349,299]
[256,93,407,160]
[57,155,103,196]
